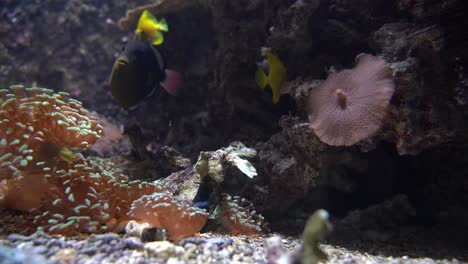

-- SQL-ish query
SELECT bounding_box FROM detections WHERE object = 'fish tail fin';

[150,30,164,46]
[161,69,183,96]
[255,69,269,90]
[158,18,169,32]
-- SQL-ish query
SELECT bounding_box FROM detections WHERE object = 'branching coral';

[0,85,103,180]
[307,54,395,146]
[129,192,208,241]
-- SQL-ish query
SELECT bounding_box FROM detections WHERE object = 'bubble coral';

[129,192,209,241]
[0,85,258,240]
[0,85,103,180]
[0,169,52,211]
[307,54,395,146]
[32,156,162,234]
[0,85,162,235]
[218,194,265,236]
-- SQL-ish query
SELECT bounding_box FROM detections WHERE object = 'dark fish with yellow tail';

[109,39,182,109]
[255,51,287,104]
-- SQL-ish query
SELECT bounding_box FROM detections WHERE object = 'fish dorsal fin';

[150,45,165,70]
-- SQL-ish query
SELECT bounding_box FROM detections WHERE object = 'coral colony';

[0,85,264,241]
[307,54,395,146]
[129,192,209,241]
[217,194,265,236]
[0,85,102,181]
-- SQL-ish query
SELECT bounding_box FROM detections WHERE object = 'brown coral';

[0,85,158,234]
[129,192,208,241]
[0,85,103,180]
[32,156,162,234]
[0,85,210,238]
[0,170,53,211]
[307,54,395,146]
[218,194,265,236]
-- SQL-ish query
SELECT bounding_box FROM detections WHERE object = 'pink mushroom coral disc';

[307,54,395,146]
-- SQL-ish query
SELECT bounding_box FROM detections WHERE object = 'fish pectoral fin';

[146,86,157,98]
[255,69,268,90]
[271,83,281,104]
[161,69,183,96]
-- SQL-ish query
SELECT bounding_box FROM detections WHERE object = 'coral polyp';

[0,85,264,240]
[218,194,265,236]
[130,192,209,241]
[30,155,162,234]
[0,85,103,180]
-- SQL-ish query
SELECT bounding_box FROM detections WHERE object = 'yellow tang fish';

[255,51,287,104]
[136,10,168,46]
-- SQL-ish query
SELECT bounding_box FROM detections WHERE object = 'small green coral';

[194,141,257,183]
[195,151,209,178]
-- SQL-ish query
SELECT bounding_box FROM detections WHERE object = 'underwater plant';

[307,54,395,146]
